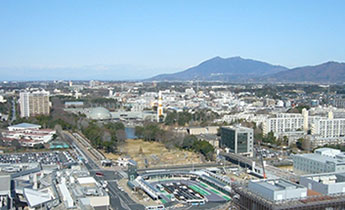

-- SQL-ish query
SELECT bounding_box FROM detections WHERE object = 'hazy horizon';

[1,0,345,80]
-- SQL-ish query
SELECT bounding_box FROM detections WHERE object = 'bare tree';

[116,129,127,144]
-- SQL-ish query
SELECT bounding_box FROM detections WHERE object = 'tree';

[139,146,143,154]
[11,139,21,151]
[283,136,289,146]
[296,138,305,150]
[103,141,116,153]
[116,130,127,144]
[34,143,44,149]
[164,111,177,125]
[182,135,197,149]
[262,131,276,144]
[192,140,214,161]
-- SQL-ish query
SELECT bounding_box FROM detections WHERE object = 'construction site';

[233,181,345,210]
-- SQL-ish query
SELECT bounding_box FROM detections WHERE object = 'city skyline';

[1,0,345,80]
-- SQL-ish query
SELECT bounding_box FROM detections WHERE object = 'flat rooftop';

[0,175,11,195]
[221,125,252,132]
[8,123,41,129]
[250,179,303,191]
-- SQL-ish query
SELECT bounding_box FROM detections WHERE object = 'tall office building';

[220,126,254,157]
[19,90,50,118]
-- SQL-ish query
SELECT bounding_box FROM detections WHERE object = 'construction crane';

[255,141,266,179]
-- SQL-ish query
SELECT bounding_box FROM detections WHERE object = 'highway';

[63,131,145,210]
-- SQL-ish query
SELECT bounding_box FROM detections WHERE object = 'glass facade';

[237,133,248,153]
[220,126,253,155]
[220,128,236,152]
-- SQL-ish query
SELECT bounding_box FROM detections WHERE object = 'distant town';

[0,80,345,209]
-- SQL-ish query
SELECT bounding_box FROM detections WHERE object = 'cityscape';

[1,1,345,210]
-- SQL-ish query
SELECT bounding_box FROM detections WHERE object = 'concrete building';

[234,177,345,210]
[19,90,50,118]
[57,168,110,209]
[332,98,345,108]
[2,123,56,147]
[0,175,11,209]
[311,117,345,139]
[292,148,345,175]
[248,179,307,201]
[220,126,253,157]
[187,126,219,135]
[0,95,7,103]
[300,172,345,195]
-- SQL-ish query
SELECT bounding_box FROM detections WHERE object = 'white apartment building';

[312,118,345,139]
[19,90,50,118]
[263,109,345,141]
[262,113,305,135]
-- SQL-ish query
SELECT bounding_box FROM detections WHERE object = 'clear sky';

[1,0,345,80]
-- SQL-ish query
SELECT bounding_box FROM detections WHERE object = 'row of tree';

[82,121,126,153]
[180,135,214,160]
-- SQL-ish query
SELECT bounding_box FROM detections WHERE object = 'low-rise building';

[2,123,56,147]
[234,177,345,210]
[300,172,345,195]
[292,148,345,175]
[248,179,307,201]
[187,126,219,135]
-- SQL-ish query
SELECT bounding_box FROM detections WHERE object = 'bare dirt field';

[102,150,120,161]
[118,139,203,169]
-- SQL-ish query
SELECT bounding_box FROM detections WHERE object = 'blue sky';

[1,0,345,80]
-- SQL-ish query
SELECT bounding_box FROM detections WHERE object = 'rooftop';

[250,179,302,192]
[0,175,11,195]
[9,123,41,129]
[294,148,345,165]
[221,125,253,132]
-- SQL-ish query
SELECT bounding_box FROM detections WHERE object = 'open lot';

[119,139,203,169]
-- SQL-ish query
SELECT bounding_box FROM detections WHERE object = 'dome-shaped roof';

[89,107,112,120]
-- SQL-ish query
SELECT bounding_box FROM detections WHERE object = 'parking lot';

[0,151,76,165]
[151,179,229,204]
[255,147,289,159]
[162,182,204,203]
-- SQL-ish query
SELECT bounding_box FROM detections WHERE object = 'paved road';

[63,132,145,210]
[11,99,16,123]
[137,162,222,173]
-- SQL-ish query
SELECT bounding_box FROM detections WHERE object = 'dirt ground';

[118,139,203,169]
[102,150,120,161]
[277,165,293,171]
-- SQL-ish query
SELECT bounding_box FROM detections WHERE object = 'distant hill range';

[148,56,345,83]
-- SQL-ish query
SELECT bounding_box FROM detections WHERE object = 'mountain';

[264,61,345,83]
[149,56,288,81]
